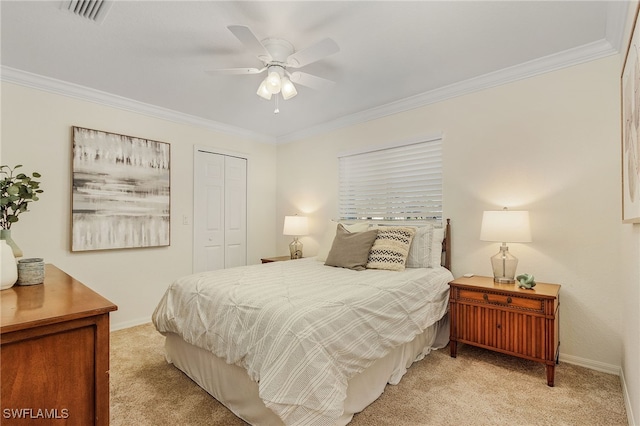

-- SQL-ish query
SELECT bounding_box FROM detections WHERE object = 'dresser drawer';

[457,288,544,312]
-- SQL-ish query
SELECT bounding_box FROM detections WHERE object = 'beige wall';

[0,82,278,330]
[277,56,625,373]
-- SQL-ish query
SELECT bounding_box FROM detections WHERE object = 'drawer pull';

[482,293,513,305]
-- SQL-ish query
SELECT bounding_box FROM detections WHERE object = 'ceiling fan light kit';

[256,65,299,101]
[265,69,284,94]
[208,25,339,108]
[256,79,272,100]
[280,76,297,100]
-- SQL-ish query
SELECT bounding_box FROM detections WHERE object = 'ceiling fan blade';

[205,67,265,75]
[227,25,271,61]
[289,72,335,91]
[287,38,339,68]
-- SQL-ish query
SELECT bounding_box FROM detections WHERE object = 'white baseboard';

[110,316,151,332]
[560,352,621,376]
[561,353,634,425]
[620,368,637,426]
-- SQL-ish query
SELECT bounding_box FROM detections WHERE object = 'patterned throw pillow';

[366,226,416,271]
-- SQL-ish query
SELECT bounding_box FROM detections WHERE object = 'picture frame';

[71,126,171,251]
[622,4,640,223]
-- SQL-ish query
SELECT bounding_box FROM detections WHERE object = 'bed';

[152,220,453,425]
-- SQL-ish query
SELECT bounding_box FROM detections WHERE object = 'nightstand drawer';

[457,289,544,312]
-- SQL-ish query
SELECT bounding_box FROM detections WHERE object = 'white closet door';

[193,150,247,273]
[194,151,225,273]
[224,156,247,268]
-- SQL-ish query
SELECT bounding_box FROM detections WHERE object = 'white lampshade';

[480,210,532,243]
[283,215,308,236]
[280,76,297,100]
[266,71,282,94]
[480,209,531,284]
[256,79,272,100]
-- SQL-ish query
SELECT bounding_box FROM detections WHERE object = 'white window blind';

[338,139,442,221]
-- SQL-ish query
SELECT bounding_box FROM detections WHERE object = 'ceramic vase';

[0,229,23,258]
[1,239,18,290]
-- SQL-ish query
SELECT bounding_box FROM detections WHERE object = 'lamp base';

[289,237,303,259]
[490,243,518,284]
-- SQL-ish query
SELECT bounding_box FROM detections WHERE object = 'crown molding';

[276,37,619,144]
[277,3,628,144]
[0,66,276,145]
[0,30,622,147]
[606,0,631,52]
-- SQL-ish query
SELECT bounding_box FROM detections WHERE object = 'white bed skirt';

[162,314,449,426]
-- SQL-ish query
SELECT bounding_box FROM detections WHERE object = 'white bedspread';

[152,258,453,426]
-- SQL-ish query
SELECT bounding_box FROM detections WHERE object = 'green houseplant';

[0,164,44,257]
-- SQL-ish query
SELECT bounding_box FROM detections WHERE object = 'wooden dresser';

[449,275,560,386]
[1,264,117,425]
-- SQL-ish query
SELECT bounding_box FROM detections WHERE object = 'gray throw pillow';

[325,224,378,270]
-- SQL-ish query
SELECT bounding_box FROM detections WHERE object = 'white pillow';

[316,220,370,262]
[405,225,433,268]
[430,227,445,268]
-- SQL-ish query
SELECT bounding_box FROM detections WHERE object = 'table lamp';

[283,215,309,259]
[480,208,532,283]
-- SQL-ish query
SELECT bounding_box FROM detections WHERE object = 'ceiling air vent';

[60,0,113,24]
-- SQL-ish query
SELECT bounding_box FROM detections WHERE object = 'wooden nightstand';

[448,275,560,386]
[261,255,296,263]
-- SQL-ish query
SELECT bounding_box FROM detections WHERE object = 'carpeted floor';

[110,323,628,425]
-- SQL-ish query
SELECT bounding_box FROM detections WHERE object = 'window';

[338,137,442,222]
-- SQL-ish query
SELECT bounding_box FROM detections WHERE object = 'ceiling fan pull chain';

[274,94,280,114]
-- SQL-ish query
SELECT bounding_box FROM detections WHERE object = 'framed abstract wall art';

[72,127,171,251]
[622,4,640,223]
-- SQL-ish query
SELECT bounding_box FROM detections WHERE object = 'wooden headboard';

[442,218,451,271]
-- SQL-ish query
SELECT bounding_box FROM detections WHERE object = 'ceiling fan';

[206,25,339,103]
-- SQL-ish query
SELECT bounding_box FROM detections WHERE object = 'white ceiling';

[0,1,628,143]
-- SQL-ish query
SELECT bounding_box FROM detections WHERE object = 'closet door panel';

[194,152,225,273]
[224,156,247,269]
